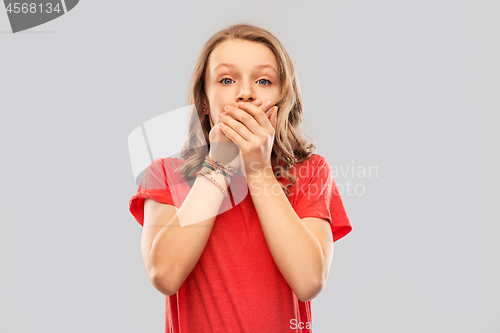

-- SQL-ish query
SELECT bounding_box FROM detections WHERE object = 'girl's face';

[203,39,281,128]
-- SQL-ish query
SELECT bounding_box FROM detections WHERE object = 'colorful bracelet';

[201,163,241,202]
[188,154,241,201]
[205,154,236,176]
[201,163,233,179]
[197,169,229,198]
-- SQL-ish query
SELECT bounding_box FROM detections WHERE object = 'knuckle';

[241,113,251,123]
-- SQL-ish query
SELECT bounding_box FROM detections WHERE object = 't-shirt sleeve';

[294,155,352,242]
[129,158,175,227]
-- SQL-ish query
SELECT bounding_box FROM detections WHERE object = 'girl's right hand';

[208,100,272,170]
[208,113,241,170]
[209,117,232,144]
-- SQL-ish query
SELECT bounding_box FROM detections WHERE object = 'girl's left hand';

[219,100,278,178]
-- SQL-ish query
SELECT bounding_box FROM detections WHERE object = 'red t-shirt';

[129,153,352,332]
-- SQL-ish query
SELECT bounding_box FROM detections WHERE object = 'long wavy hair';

[175,23,316,195]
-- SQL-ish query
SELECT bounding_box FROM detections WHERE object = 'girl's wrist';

[245,163,274,180]
[199,166,231,189]
[205,154,238,176]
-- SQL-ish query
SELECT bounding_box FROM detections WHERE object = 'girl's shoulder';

[148,156,186,170]
[293,153,328,171]
[274,153,329,186]
[141,157,188,185]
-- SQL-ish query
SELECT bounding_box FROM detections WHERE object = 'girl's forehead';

[208,39,278,71]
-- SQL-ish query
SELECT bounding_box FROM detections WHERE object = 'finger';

[258,101,276,127]
[235,101,272,130]
[265,106,273,118]
[264,100,274,113]
[270,106,278,128]
[254,100,271,118]
[224,105,264,137]
[219,122,246,148]
[251,99,266,116]
[220,113,254,141]
[260,101,275,122]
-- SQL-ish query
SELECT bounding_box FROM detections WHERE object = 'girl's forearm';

[246,169,325,302]
[148,172,229,295]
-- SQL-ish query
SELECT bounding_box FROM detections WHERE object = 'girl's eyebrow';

[213,63,278,74]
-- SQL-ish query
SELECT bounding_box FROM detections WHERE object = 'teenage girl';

[129,23,352,333]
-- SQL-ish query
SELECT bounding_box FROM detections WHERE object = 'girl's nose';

[236,83,256,102]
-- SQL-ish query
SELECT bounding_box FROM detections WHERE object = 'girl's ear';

[201,95,209,114]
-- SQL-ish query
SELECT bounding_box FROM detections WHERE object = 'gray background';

[1,0,498,332]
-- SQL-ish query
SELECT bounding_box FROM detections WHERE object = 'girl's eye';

[257,79,271,86]
[220,78,234,85]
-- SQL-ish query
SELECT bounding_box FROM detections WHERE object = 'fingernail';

[267,101,272,107]
[224,105,230,111]
[238,102,244,107]
[255,100,262,106]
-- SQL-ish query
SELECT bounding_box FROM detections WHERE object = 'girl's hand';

[208,100,264,169]
[218,100,278,178]
[208,114,232,144]
[208,115,240,169]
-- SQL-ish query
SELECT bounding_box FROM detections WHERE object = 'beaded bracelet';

[201,162,242,201]
[204,155,236,177]
[188,155,241,201]
[196,168,229,198]
[201,163,232,178]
